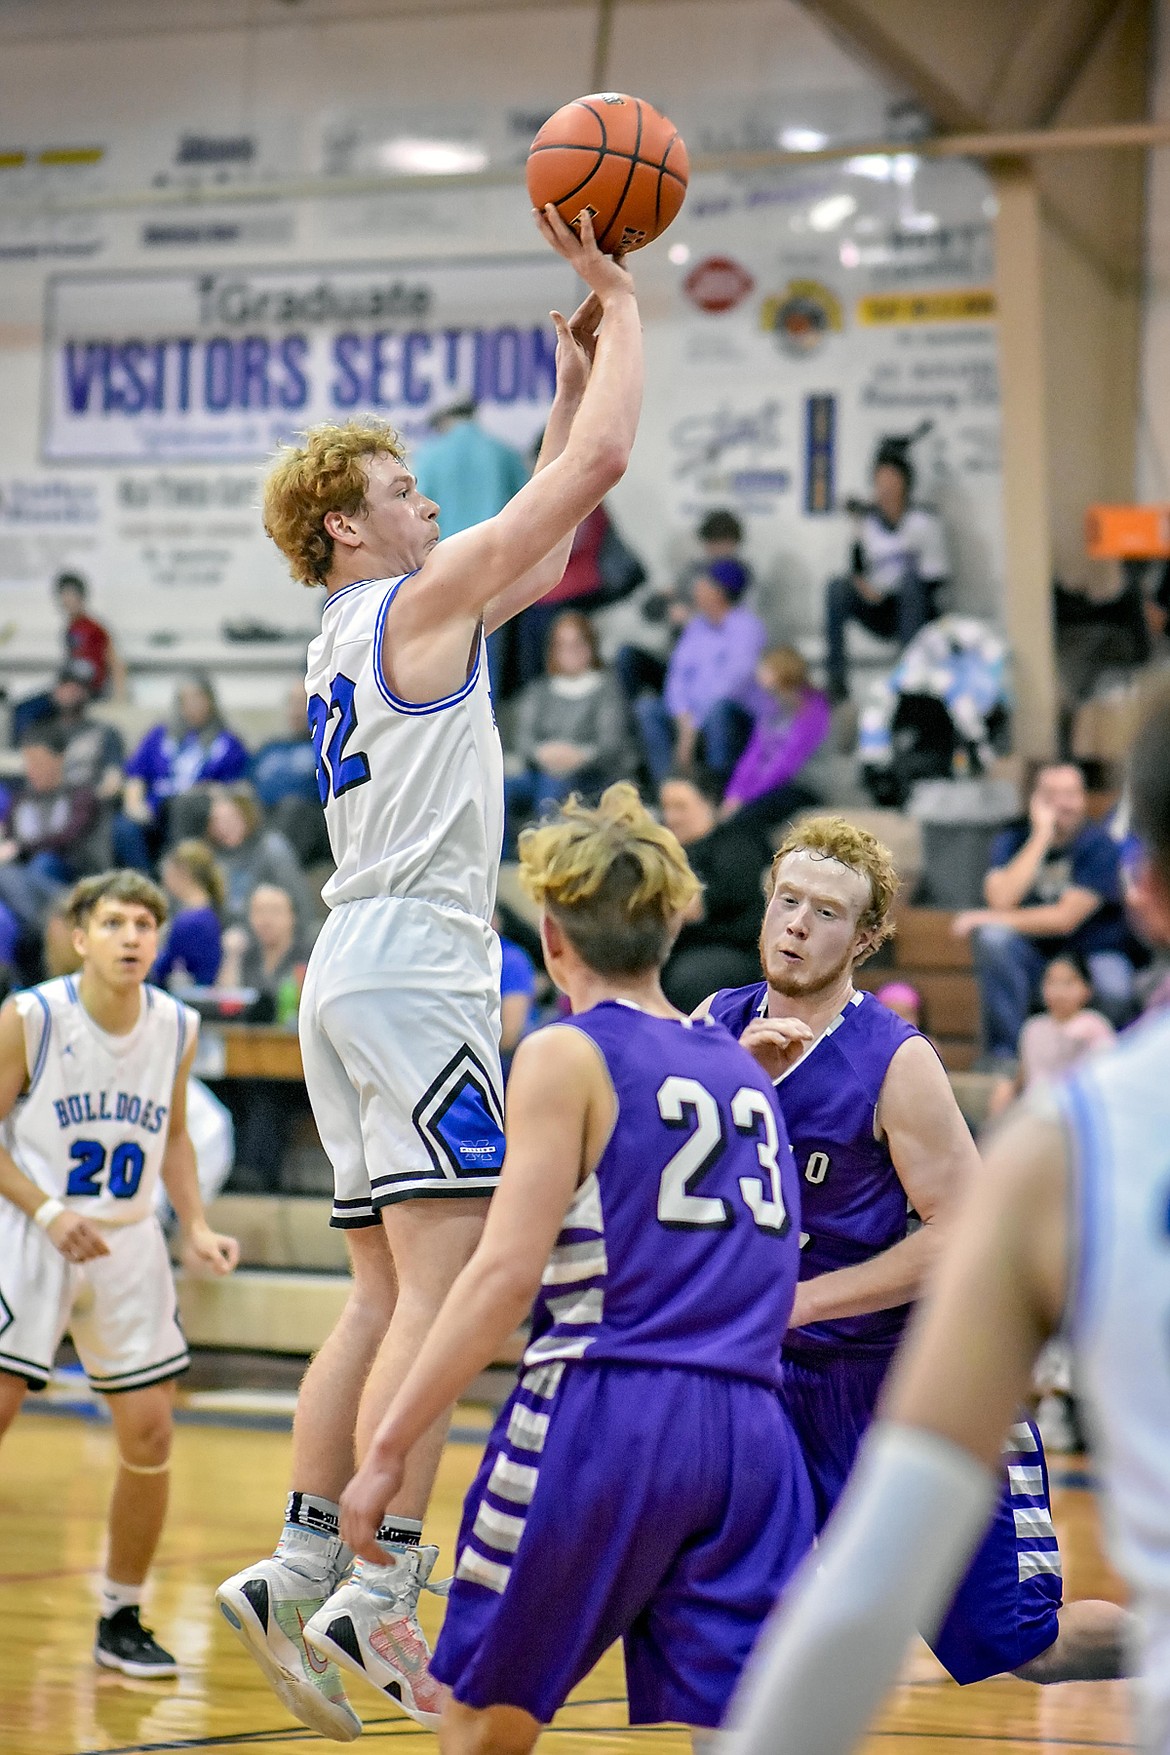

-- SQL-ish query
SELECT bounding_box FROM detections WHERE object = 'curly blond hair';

[520,782,702,977]
[262,419,407,586]
[769,814,900,951]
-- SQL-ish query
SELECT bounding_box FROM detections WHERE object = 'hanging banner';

[42,256,571,465]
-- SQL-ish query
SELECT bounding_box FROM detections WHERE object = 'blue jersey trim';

[322,577,387,615]
[170,992,188,1080]
[372,572,482,717]
[1060,1073,1111,1349]
[64,976,78,1005]
[26,989,52,1095]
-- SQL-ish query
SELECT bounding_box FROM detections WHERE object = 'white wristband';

[33,1197,65,1231]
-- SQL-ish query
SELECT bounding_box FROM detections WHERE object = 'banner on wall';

[42,256,571,464]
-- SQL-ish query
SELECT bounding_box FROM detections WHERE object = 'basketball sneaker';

[303,1544,448,1728]
[216,1557,362,1743]
[94,1606,178,1678]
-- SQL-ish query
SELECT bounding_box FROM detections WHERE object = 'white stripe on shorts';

[541,1242,608,1285]
[456,1545,512,1594]
[472,1500,527,1554]
[487,1454,540,1506]
[507,1403,550,1453]
[1019,1550,1063,1581]
[1005,1421,1038,1454]
[1014,1506,1058,1541]
[1008,1464,1045,1497]
[544,1287,603,1326]
[520,1363,564,1401]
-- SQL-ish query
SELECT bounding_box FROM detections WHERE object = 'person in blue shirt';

[250,682,331,867]
[153,839,225,988]
[498,929,537,1078]
[117,675,249,868]
[952,761,1135,1065]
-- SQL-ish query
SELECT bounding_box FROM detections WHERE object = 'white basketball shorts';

[300,896,506,1227]
[0,1203,189,1393]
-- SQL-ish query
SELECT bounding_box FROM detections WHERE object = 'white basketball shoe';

[216,1555,363,1744]
[303,1544,449,1729]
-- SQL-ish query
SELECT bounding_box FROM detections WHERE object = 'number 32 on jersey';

[308,674,371,804]
[656,1075,790,1236]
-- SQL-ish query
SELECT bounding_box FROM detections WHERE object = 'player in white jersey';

[0,870,238,1678]
[216,204,644,1741]
[725,678,1170,1754]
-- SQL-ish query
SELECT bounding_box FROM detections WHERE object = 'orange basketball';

[526,93,689,255]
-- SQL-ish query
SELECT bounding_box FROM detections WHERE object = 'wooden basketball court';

[0,1406,1134,1754]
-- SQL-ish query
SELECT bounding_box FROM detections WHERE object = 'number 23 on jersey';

[656,1075,791,1236]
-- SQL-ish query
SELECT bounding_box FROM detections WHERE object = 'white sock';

[100,1577,141,1620]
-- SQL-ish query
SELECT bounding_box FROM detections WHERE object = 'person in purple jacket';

[116,675,249,868]
[720,646,831,838]
[700,814,1129,1689]
[337,783,813,1754]
[634,558,767,788]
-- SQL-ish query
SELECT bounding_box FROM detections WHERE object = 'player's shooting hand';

[535,204,635,303]
[339,1452,408,1563]
[739,1016,814,1081]
[47,1210,111,1263]
[181,1222,239,1277]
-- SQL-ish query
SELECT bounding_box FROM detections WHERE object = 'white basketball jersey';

[305,576,504,923]
[1060,1006,1170,1733]
[6,976,197,1225]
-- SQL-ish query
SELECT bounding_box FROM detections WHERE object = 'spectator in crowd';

[497,923,537,1078]
[504,611,636,854]
[874,980,921,1028]
[658,769,769,1011]
[613,507,750,707]
[217,882,312,1192]
[414,397,530,693]
[55,571,124,699]
[953,760,1135,1067]
[11,661,126,810]
[204,783,314,930]
[117,673,250,867]
[987,950,1115,1121]
[720,645,831,839]
[153,839,226,989]
[512,499,645,688]
[635,558,767,788]
[0,725,102,980]
[824,443,948,703]
[250,681,331,867]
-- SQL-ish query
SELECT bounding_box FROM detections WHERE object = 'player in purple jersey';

[702,814,1130,1687]
[335,784,814,1753]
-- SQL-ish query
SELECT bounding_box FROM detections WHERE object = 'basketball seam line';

[528,144,687,189]
[598,98,644,251]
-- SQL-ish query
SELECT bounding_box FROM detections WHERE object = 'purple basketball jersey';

[707,983,918,1356]
[523,1001,803,1389]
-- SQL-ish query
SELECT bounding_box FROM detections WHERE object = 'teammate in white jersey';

[217,205,644,1740]
[725,679,1170,1754]
[0,870,238,1678]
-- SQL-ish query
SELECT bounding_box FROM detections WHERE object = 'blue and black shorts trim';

[331,1043,505,1226]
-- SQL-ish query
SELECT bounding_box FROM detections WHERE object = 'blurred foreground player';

[725,686,1170,1753]
[338,785,815,1754]
[0,871,238,1675]
[217,207,646,1740]
[703,816,1129,1687]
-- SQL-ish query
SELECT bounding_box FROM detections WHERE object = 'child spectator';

[988,951,1115,1119]
[720,646,831,837]
[154,840,225,989]
[55,571,124,699]
[874,981,921,1028]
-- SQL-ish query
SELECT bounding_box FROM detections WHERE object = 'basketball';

[526,93,689,254]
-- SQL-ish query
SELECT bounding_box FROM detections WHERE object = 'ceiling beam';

[983,0,1126,128]
[793,0,985,131]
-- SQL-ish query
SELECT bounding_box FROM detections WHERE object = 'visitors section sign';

[42,256,570,463]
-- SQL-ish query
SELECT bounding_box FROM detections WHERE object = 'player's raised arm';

[160,1033,238,1277]
[339,1022,610,1560]
[0,999,110,1263]
[384,210,642,651]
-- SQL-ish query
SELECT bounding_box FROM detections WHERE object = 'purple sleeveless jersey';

[707,984,918,1357]
[523,1001,803,1389]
